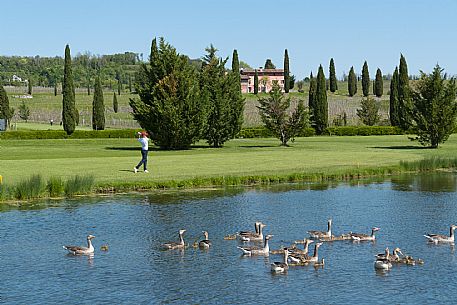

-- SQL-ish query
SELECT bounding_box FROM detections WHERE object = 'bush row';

[0,129,141,140]
[237,127,316,138]
[324,126,404,136]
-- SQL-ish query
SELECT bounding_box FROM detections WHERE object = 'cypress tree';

[254,69,259,94]
[54,82,58,96]
[375,68,383,97]
[87,72,91,95]
[0,84,12,129]
[314,65,328,134]
[283,49,290,93]
[92,76,105,130]
[308,72,316,114]
[232,49,241,92]
[373,80,376,95]
[128,75,132,93]
[117,78,121,95]
[62,44,76,135]
[389,67,400,126]
[348,66,357,97]
[398,54,412,130]
[27,79,32,95]
[113,92,118,113]
[362,61,369,97]
[329,58,338,92]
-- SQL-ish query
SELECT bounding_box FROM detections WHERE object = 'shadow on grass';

[105,145,215,151]
[371,145,429,150]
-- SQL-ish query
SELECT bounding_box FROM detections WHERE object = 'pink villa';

[240,69,285,93]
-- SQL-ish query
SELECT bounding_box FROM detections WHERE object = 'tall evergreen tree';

[283,49,290,93]
[308,72,316,115]
[62,44,76,135]
[54,82,58,96]
[375,68,383,97]
[254,69,259,94]
[113,92,118,113]
[389,67,400,126]
[0,84,12,129]
[117,78,121,95]
[348,66,357,97]
[372,80,376,95]
[92,76,105,130]
[27,79,32,95]
[398,54,412,130]
[329,58,338,92]
[232,49,241,92]
[362,61,370,97]
[357,97,380,126]
[128,74,132,93]
[264,59,276,69]
[87,72,91,95]
[314,65,328,134]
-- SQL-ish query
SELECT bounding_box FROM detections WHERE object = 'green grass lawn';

[1,135,456,187]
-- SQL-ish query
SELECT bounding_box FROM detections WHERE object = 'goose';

[271,248,289,273]
[389,248,403,262]
[308,219,332,239]
[237,234,272,256]
[289,238,314,258]
[375,247,390,260]
[350,227,380,241]
[424,225,457,244]
[161,229,186,250]
[302,242,323,263]
[63,235,95,255]
[198,231,212,249]
[374,258,392,270]
[314,258,325,269]
[238,223,266,242]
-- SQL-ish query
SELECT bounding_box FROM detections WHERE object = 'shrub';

[325,126,403,136]
[0,129,141,140]
[47,176,64,197]
[64,175,95,197]
[14,174,45,200]
[236,127,315,138]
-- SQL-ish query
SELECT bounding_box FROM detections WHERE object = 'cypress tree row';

[329,58,338,92]
[314,65,328,134]
[398,54,412,130]
[113,92,118,113]
[283,49,290,93]
[254,69,259,94]
[348,66,357,97]
[362,61,370,97]
[92,76,105,130]
[389,67,400,126]
[62,44,76,135]
[308,72,316,114]
[375,68,383,97]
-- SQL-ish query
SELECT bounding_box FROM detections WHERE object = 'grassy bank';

[1,135,457,201]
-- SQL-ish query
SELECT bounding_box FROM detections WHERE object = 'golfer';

[134,131,150,173]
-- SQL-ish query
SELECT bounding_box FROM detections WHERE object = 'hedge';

[324,126,404,136]
[0,129,141,140]
[236,127,316,138]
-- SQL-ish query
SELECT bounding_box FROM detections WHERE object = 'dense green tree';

[113,92,118,113]
[308,72,316,114]
[62,44,76,135]
[390,67,400,126]
[130,37,207,149]
[357,97,380,126]
[117,78,121,95]
[362,61,370,97]
[254,69,259,94]
[257,81,308,146]
[329,58,338,92]
[27,79,32,95]
[372,80,376,95]
[289,74,295,90]
[92,76,105,130]
[87,72,91,95]
[128,74,132,93]
[284,49,290,93]
[398,54,412,130]
[0,84,13,129]
[201,45,245,147]
[18,101,30,122]
[410,65,457,148]
[375,68,383,97]
[348,66,357,97]
[264,59,276,69]
[313,65,328,134]
[232,49,241,92]
[54,82,58,96]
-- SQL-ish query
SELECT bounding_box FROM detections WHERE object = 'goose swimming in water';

[350,227,380,241]
[374,258,392,270]
[424,225,457,244]
[63,235,95,255]
[198,231,212,249]
[238,223,266,242]
[308,219,332,239]
[271,248,289,273]
[161,229,186,250]
[237,234,272,256]
[289,239,314,261]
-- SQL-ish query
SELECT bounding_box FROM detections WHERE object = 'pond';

[1,173,457,304]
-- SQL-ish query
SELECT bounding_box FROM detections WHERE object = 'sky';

[2,0,457,79]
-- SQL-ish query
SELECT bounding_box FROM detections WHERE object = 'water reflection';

[391,172,457,192]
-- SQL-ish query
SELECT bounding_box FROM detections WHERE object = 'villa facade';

[240,69,285,93]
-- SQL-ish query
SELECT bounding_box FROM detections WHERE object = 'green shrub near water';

[400,157,457,171]
[47,176,64,197]
[14,174,45,200]
[64,175,95,197]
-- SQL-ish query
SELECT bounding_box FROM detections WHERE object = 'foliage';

[329,58,338,92]
[54,83,58,96]
[64,175,95,197]
[409,65,457,148]
[357,97,380,126]
[92,76,105,130]
[0,84,12,128]
[398,54,412,130]
[18,101,30,121]
[375,68,383,97]
[113,92,118,113]
[254,69,259,94]
[390,67,400,126]
[14,174,45,200]
[296,80,304,92]
[283,49,290,93]
[264,59,276,69]
[257,82,308,146]
[28,79,32,95]
[333,112,347,126]
[47,176,64,197]
[362,61,370,97]
[289,74,295,90]
[325,126,403,136]
[232,49,241,92]
[239,61,252,69]
[313,65,328,134]
[236,126,315,138]
[0,129,142,140]
[62,45,76,135]
[308,72,316,113]
[348,66,357,97]
[130,37,207,149]
[400,157,457,171]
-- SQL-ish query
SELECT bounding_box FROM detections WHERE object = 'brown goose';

[198,231,212,249]
[63,235,95,255]
[238,223,266,242]
[308,219,332,239]
[237,234,272,256]
[350,227,380,241]
[424,225,457,244]
[271,248,289,273]
[161,229,186,250]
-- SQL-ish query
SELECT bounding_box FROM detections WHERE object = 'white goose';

[238,223,266,242]
[308,219,332,239]
[237,234,272,256]
[350,227,380,241]
[374,258,392,270]
[161,229,186,250]
[198,231,212,249]
[63,235,95,255]
[271,248,289,273]
[424,225,457,244]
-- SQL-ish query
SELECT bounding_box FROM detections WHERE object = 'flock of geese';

[63,220,457,272]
